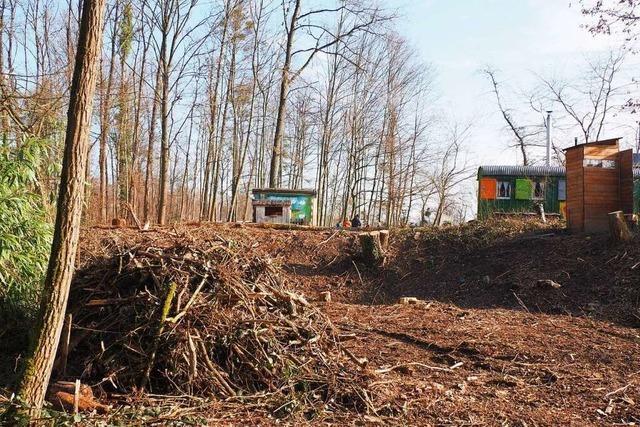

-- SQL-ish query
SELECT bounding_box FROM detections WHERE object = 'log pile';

[64,232,371,417]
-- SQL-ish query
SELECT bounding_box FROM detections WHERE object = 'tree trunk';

[99,8,118,223]
[156,44,169,224]
[16,0,105,416]
[269,0,300,188]
[143,64,161,223]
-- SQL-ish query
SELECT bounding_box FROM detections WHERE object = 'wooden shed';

[564,138,633,233]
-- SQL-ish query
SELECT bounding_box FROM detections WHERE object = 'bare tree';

[482,67,537,165]
[268,0,387,187]
[537,50,626,143]
[431,123,474,226]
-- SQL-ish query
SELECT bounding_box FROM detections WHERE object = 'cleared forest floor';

[5,219,640,425]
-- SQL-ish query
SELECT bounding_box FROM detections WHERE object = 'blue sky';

[391,0,630,166]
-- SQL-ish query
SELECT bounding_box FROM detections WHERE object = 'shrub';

[0,139,53,324]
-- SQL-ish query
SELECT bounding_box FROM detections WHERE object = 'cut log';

[358,231,384,266]
[320,291,331,302]
[46,381,110,414]
[608,211,633,242]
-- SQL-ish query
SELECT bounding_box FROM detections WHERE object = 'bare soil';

[5,219,640,425]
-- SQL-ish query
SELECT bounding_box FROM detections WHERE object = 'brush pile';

[66,230,371,417]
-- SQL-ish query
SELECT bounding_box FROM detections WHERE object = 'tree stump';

[608,211,633,242]
[359,231,384,266]
[379,230,390,250]
[111,218,127,228]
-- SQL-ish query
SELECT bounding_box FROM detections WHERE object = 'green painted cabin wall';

[477,174,562,220]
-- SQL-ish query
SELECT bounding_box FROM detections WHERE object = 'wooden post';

[537,202,546,224]
[73,379,80,414]
[359,231,384,266]
[609,211,633,242]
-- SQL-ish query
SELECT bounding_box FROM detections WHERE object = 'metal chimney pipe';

[546,111,552,166]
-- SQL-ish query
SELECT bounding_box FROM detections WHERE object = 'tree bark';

[16,0,106,416]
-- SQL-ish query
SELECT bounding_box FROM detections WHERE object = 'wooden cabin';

[564,138,633,233]
[477,165,567,219]
[251,188,317,225]
[478,139,640,231]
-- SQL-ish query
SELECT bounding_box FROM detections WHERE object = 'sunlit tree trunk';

[16,0,105,415]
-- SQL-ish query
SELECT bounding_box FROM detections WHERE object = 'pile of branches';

[66,231,371,417]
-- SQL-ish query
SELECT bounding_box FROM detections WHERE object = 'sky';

[391,0,633,168]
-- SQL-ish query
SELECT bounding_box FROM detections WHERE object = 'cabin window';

[558,179,566,201]
[532,180,545,200]
[265,206,283,217]
[496,181,512,199]
[583,158,616,169]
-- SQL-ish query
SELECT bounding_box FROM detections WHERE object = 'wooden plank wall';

[565,147,584,232]
[584,144,619,160]
[619,149,634,214]
[583,167,619,232]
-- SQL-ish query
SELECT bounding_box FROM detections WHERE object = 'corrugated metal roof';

[478,165,566,178]
[252,188,317,196]
[479,165,640,178]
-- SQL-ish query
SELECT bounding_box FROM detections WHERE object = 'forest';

[3,0,640,425]
[0,0,477,230]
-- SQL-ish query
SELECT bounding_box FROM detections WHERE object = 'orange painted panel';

[559,201,567,219]
[480,178,497,200]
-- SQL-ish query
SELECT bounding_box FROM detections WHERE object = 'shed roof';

[563,137,621,151]
[252,188,317,196]
[478,165,566,178]
[252,199,292,206]
[479,164,640,178]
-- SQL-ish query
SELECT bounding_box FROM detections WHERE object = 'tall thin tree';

[15,0,106,416]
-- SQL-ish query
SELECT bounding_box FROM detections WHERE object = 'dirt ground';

[4,220,640,425]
